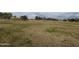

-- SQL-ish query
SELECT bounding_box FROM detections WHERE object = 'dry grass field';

[0,19,79,47]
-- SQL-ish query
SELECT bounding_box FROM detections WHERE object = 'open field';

[0,20,79,47]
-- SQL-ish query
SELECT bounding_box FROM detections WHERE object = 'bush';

[20,15,28,20]
[68,18,79,22]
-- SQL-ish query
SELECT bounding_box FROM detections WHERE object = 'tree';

[3,13,12,19]
[20,15,28,20]
[68,18,79,22]
[46,18,58,21]
[0,12,3,18]
[35,16,43,20]
[0,12,3,16]
[63,19,67,21]
[0,12,12,19]
[35,16,39,19]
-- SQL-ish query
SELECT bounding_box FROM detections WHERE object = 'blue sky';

[12,12,79,19]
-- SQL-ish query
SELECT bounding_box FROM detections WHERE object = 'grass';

[46,27,60,33]
[0,20,79,47]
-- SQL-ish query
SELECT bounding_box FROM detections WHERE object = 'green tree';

[3,12,12,19]
[0,12,12,19]
[20,15,28,20]
[35,16,42,20]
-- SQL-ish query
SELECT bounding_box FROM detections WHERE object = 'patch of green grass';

[46,27,59,33]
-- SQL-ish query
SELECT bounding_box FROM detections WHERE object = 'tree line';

[0,12,12,19]
[0,12,79,22]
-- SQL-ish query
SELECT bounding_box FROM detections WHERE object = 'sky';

[12,12,79,19]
